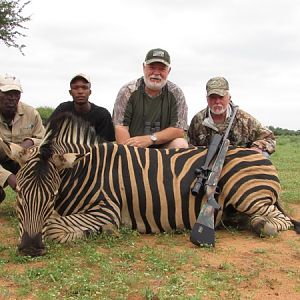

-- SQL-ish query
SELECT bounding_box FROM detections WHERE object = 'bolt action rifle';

[190,104,238,247]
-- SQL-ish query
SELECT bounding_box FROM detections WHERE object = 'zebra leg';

[250,204,293,237]
[219,205,250,230]
[44,212,120,243]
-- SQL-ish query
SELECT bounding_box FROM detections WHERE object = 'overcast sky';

[1,0,300,130]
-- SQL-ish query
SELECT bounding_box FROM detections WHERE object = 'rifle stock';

[190,139,230,247]
[190,104,238,247]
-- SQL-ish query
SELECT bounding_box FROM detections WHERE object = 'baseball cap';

[206,77,229,96]
[0,74,23,92]
[144,48,171,66]
[70,73,91,85]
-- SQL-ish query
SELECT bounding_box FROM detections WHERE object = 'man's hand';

[124,135,153,148]
[6,174,17,191]
[250,146,263,154]
[20,139,34,149]
[250,147,270,158]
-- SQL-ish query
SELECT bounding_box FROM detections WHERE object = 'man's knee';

[166,138,189,149]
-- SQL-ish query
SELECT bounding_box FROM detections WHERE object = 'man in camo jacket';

[187,77,275,156]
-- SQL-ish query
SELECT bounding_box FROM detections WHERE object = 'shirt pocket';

[20,125,34,138]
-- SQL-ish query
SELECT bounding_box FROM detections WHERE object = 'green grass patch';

[272,135,300,204]
[0,135,299,299]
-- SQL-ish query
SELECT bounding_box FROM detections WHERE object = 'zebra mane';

[35,112,102,165]
[45,112,101,146]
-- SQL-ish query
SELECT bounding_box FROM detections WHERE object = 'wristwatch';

[150,133,157,144]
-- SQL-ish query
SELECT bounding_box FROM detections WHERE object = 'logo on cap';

[153,50,165,57]
[145,48,171,66]
[0,74,22,92]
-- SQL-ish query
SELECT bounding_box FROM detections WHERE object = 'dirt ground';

[129,203,300,300]
[0,204,299,300]
[203,216,300,299]
[189,203,300,300]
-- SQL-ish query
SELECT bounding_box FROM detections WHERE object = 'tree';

[0,0,31,54]
[267,125,300,136]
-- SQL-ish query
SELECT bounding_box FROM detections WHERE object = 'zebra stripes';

[4,113,297,256]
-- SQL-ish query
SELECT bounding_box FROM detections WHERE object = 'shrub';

[36,106,54,124]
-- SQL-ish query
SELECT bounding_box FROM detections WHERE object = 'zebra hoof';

[102,224,120,237]
[262,223,278,237]
[252,221,278,237]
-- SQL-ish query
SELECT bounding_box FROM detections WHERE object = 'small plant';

[252,248,267,254]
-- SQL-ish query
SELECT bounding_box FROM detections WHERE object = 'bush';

[268,126,300,136]
[36,106,54,124]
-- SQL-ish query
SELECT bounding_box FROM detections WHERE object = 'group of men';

[0,47,275,202]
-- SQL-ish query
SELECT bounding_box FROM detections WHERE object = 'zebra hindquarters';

[217,149,293,236]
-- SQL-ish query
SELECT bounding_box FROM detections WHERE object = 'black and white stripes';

[14,113,298,256]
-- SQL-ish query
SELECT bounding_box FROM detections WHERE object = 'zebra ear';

[52,153,89,170]
[0,138,31,166]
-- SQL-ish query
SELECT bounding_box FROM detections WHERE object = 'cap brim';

[145,58,170,66]
[70,74,90,84]
[0,85,22,92]
[207,89,227,97]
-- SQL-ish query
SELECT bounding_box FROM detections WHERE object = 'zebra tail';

[276,201,300,234]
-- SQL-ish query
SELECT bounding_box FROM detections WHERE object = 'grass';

[271,135,300,203]
[0,135,299,299]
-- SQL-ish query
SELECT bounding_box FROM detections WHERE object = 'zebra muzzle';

[18,232,46,257]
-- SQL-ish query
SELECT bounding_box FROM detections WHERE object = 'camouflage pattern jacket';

[187,104,276,154]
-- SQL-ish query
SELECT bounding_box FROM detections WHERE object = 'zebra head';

[1,138,85,257]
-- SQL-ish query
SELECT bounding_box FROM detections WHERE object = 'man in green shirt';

[113,48,188,148]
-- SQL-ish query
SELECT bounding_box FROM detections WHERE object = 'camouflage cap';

[145,48,170,66]
[206,77,229,96]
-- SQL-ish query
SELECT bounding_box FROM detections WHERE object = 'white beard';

[210,105,227,115]
[144,75,167,91]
